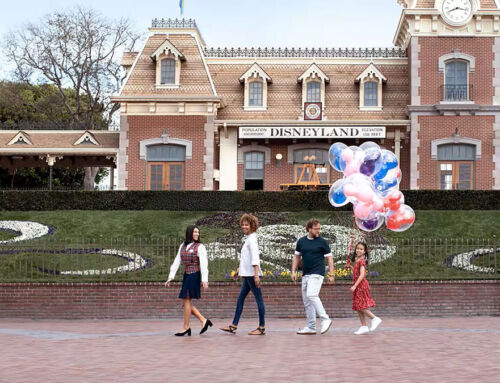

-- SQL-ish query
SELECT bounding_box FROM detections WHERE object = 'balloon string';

[346,214,357,267]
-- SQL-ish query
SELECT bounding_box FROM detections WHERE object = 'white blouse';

[239,232,262,277]
[168,242,209,283]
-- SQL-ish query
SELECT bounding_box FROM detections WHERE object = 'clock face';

[442,0,473,25]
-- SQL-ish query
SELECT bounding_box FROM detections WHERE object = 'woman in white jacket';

[165,225,212,336]
[220,214,266,335]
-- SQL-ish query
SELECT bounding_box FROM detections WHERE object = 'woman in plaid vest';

[166,225,212,336]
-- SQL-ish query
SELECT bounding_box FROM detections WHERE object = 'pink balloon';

[354,202,373,220]
[343,183,356,197]
[344,162,359,177]
[373,197,384,211]
[341,148,354,163]
[357,186,374,203]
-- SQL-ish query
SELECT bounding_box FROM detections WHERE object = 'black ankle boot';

[175,328,191,336]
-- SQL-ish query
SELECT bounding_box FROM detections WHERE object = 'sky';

[0,0,405,49]
[0,0,410,79]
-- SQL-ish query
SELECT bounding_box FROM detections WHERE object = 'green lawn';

[1,210,498,240]
[0,210,498,282]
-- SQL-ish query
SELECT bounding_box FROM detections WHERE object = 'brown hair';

[305,218,321,231]
[240,213,259,233]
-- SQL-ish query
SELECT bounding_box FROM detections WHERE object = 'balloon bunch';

[328,141,415,232]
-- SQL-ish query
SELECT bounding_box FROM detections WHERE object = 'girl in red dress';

[349,242,382,335]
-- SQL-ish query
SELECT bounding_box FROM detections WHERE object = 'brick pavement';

[0,317,498,383]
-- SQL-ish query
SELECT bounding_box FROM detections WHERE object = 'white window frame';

[356,63,386,111]
[151,39,184,89]
[298,64,329,117]
[240,63,271,111]
[438,50,475,104]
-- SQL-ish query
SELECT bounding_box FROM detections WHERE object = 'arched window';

[437,143,475,190]
[249,81,263,106]
[244,151,265,190]
[444,61,468,101]
[161,58,176,84]
[146,144,185,190]
[306,81,321,102]
[364,82,378,106]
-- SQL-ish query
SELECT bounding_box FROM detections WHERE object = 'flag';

[179,0,184,15]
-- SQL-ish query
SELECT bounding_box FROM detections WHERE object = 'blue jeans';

[232,277,266,327]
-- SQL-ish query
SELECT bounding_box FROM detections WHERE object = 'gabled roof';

[8,131,33,146]
[297,64,330,83]
[239,63,272,83]
[151,39,185,61]
[356,63,387,82]
[73,131,100,146]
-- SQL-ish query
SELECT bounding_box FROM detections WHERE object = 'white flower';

[0,220,148,275]
[451,248,496,273]
[59,249,147,275]
[206,224,397,266]
[0,221,51,243]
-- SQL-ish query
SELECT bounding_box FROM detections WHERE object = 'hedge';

[0,190,499,211]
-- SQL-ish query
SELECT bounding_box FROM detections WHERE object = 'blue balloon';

[372,150,398,181]
[328,180,349,207]
[329,143,347,172]
[374,177,398,195]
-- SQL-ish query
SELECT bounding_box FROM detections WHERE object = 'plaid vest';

[181,242,201,274]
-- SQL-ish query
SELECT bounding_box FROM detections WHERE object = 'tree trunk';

[84,167,99,190]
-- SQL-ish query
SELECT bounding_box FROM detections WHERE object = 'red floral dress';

[352,258,375,311]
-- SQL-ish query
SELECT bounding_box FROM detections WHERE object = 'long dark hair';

[184,225,201,246]
[350,241,369,266]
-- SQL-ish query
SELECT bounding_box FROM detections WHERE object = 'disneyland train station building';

[4,0,498,191]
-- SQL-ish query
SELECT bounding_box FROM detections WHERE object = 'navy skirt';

[179,271,201,299]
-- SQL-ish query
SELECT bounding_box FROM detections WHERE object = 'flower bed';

[0,221,54,243]
[446,248,499,274]
[206,224,397,270]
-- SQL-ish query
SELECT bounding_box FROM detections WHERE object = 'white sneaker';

[370,317,382,332]
[354,326,370,335]
[320,318,332,334]
[297,327,316,335]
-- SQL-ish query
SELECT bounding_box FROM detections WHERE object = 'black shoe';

[200,319,213,335]
[174,328,191,336]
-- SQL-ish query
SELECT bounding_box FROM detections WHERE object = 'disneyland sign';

[239,126,386,139]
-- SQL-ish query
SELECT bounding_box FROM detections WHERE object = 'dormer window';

[306,81,321,102]
[8,131,33,146]
[161,58,176,84]
[239,63,272,111]
[249,81,263,106]
[74,131,99,146]
[151,39,185,88]
[364,82,378,106]
[356,63,386,111]
[298,64,329,119]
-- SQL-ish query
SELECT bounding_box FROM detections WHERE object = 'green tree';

[0,81,109,189]
[3,7,139,189]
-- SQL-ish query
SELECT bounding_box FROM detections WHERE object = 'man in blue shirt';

[292,219,335,335]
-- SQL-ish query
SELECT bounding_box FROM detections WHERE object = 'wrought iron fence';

[441,84,473,102]
[204,47,407,58]
[0,236,497,282]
